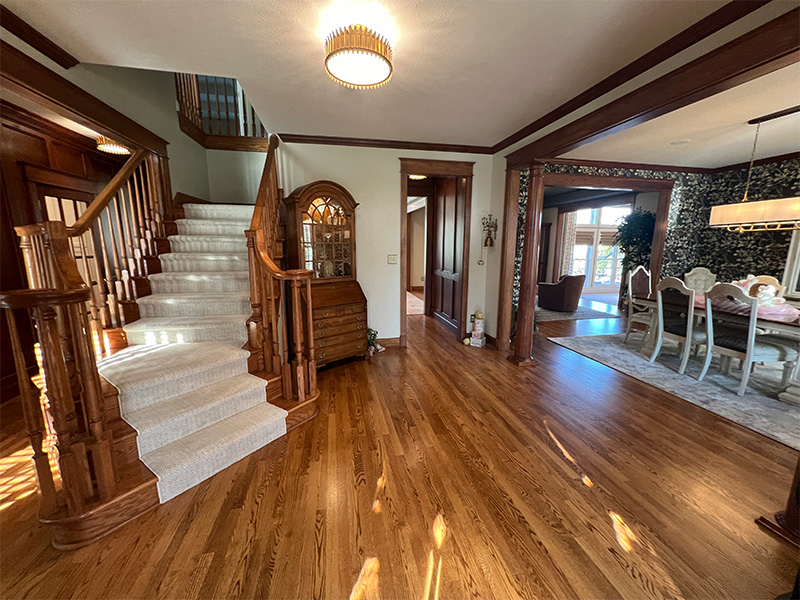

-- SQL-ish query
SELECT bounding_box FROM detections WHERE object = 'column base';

[755,512,800,549]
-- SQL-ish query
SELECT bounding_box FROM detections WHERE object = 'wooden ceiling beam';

[506,8,800,169]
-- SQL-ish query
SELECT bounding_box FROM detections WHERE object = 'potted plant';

[614,208,656,305]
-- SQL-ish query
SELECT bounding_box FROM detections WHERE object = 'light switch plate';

[387,254,398,264]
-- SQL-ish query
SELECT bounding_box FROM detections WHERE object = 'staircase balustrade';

[246,135,318,402]
[3,147,167,546]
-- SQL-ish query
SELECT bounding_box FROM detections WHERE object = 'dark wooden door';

[430,176,467,335]
[538,223,551,283]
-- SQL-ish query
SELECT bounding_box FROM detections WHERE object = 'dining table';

[634,294,800,401]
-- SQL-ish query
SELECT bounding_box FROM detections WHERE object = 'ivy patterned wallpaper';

[512,158,799,307]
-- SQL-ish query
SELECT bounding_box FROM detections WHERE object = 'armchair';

[537,274,586,312]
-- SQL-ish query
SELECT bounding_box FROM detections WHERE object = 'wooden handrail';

[69,148,147,236]
[249,134,280,230]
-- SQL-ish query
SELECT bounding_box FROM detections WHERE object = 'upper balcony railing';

[175,73,267,140]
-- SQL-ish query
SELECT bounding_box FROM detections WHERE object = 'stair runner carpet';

[98,203,286,503]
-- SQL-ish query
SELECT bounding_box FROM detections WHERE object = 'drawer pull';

[356,342,365,349]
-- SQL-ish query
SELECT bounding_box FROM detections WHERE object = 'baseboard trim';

[378,337,401,348]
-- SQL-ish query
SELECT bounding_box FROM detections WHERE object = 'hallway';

[1,316,797,598]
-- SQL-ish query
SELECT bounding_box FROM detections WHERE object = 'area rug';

[548,334,800,450]
[535,304,619,322]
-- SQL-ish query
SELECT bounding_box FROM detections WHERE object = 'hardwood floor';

[1,315,798,599]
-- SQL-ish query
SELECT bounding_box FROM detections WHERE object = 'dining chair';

[698,283,798,396]
[649,277,707,374]
[684,267,717,294]
[750,275,786,298]
[624,265,653,344]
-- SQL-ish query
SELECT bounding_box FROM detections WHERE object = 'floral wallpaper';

[512,158,799,307]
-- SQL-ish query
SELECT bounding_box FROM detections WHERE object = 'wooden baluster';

[241,87,250,137]
[118,185,139,280]
[104,202,126,303]
[17,233,43,289]
[268,276,281,375]
[4,308,60,515]
[111,194,134,300]
[67,302,116,501]
[125,179,145,276]
[35,305,86,514]
[76,231,104,344]
[290,279,306,402]
[132,165,152,257]
[84,226,112,330]
[222,78,230,136]
[245,231,265,372]
[303,278,317,397]
[279,280,292,400]
[93,220,120,327]
[143,156,163,239]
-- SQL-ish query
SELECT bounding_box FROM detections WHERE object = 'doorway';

[406,195,427,316]
[400,159,474,348]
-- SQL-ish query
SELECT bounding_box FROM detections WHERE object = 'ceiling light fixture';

[408,174,427,180]
[96,135,130,155]
[325,24,392,89]
[709,105,800,233]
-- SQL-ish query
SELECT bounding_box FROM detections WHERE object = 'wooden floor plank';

[1,315,797,599]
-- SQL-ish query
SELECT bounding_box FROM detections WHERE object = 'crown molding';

[0,4,79,69]
[278,133,493,155]
[507,8,800,168]
[491,1,772,153]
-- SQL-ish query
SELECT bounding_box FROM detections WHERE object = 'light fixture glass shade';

[325,24,392,89]
[709,196,800,232]
[96,135,130,155]
[408,174,427,180]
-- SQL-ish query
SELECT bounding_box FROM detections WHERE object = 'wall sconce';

[478,214,498,265]
[481,214,498,247]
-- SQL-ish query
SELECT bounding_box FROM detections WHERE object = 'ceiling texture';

[4,0,728,146]
[3,0,798,167]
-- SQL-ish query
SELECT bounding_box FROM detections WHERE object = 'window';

[569,204,631,290]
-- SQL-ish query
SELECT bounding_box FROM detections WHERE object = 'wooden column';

[496,168,521,353]
[509,163,544,366]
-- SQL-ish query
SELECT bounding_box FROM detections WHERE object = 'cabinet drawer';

[316,339,367,363]
[315,329,366,348]
[313,302,365,320]
[315,312,366,330]
[313,321,367,340]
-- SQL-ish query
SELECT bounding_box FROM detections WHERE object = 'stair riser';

[177,220,249,236]
[139,298,251,318]
[161,256,249,272]
[168,238,247,254]
[145,410,286,502]
[184,204,254,221]
[133,386,267,455]
[150,276,250,294]
[117,356,248,414]
[125,325,247,345]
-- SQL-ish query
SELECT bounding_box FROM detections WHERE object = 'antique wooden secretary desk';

[283,181,369,366]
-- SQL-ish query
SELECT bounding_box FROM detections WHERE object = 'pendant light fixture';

[709,105,800,233]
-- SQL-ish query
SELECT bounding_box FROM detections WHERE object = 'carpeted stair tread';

[99,342,249,413]
[184,203,254,221]
[137,292,250,318]
[125,374,267,456]
[160,252,249,272]
[148,271,250,294]
[142,402,287,502]
[176,219,250,237]
[168,234,248,254]
[124,315,248,344]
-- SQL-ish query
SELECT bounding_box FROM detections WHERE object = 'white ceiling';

[561,63,800,168]
[3,0,730,146]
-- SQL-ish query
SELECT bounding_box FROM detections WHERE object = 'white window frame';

[571,206,629,292]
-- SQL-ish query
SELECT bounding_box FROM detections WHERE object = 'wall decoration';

[511,158,799,308]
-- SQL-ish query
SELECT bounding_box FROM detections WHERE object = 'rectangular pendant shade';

[709,196,800,230]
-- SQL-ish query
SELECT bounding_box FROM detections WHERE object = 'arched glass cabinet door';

[301,196,353,279]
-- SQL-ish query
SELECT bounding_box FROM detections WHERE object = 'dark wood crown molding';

[506,8,800,168]
[278,133,493,155]
[0,4,79,69]
[0,40,169,156]
[491,0,773,153]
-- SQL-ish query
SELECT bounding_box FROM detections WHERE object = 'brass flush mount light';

[96,135,131,155]
[325,23,393,89]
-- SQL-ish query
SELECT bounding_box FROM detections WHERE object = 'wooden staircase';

[2,135,318,549]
